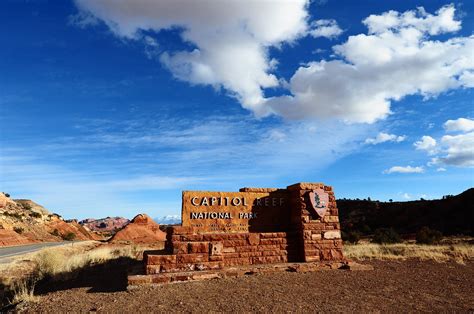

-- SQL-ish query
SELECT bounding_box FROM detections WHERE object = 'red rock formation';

[0,229,32,246]
[79,217,130,234]
[109,214,166,244]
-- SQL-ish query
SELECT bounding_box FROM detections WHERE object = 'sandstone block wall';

[144,182,343,275]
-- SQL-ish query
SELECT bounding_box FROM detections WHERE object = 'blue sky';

[1,0,473,220]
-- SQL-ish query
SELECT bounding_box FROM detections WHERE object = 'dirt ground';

[16,259,474,313]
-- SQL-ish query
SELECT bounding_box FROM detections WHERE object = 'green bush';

[51,229,60,237]
[13,227,24,234]
[62,232,76,241]
[416,227,442,244]
[342,230,361,244]
[372,228,401,244]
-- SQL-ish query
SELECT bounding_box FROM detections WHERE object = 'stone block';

[323,230,341,239]
[181,234,203,241]
[151,276,171,284]
[235,246,259,253]
[248,233,260,245]
[323,216,339,223]
[176,253,208,264]
[239,251,262,258]
[169,226,194,235]
[223,247,236,253]
[311,233,322,240]
[287,182,325,190]
[223,252,239,258]
[302,223,325,230]
[305,255,320,262]
[210,242,223,255]
[146,254,176,265]
[188,242,209,253]
[209,255,224,262]
[128,275,152,285]
[146,265,162,275]
[172,242,188,254]
[223,239,247,247]
[330,249,344,260]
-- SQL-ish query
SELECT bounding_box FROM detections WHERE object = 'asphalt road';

[0,242,77,263]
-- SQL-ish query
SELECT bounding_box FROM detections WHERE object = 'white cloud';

[309,19,343,39]
[418,118,474,168]
[436,167,446,172]
[401,192,411,200]
[414,135,437,154]
[383,166,424,174]
[433,132,474,167]
[444,118,474,132]
[266,5,474,123]
[365,132,405,144]
[73,0,309,116]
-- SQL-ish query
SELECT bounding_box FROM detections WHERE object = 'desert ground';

[0,242,472,313]
[17,260,474,313]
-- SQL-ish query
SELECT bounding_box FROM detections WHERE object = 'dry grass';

[344,243,474,264]
[10,279,39,304]
[1,243,146,306]
[34,245,141,279]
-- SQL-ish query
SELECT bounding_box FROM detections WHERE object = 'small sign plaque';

[309,188,329,218]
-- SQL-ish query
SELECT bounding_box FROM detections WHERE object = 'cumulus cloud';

[417,118,474,167]
[365,132,405,144]
[73,3,473,123]
[383,166,424,174]
[309,19,343,39]
[414,136,437,154]
[266,5,474,123]
[72,0,309,116]
[444,118,474,132]
[432,132,474,167]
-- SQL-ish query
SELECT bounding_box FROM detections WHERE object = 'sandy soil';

[17,259,474,313]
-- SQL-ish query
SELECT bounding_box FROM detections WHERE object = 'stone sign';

[129,182,345,286]
[182,190,290,233]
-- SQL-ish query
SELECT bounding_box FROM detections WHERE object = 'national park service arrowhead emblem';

[309,188,329,218]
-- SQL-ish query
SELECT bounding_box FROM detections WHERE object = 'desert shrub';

[20,203,32,211]
[29,212,42,219]
[360,224,371,234]
[372,228,401,244]
[5,212,23,220]
[342,231,361,244]
[50,229,60,236]
[13,227,24,234]
[62,232,76,241]
[4,193,10,198]
[10,277,39,304]
[416,227,443,244]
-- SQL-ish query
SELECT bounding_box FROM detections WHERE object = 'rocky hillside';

[337,188,474,236]
[110,214,166,244]
[79,217,130,236]
[0,192,101,246]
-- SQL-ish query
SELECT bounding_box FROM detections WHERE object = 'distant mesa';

[109,213,166,244]
[79,216,130,235]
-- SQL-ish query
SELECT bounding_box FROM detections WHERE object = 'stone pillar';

[287,183,344,262]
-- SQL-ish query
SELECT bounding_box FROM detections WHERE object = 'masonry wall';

[144,182,343,276]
